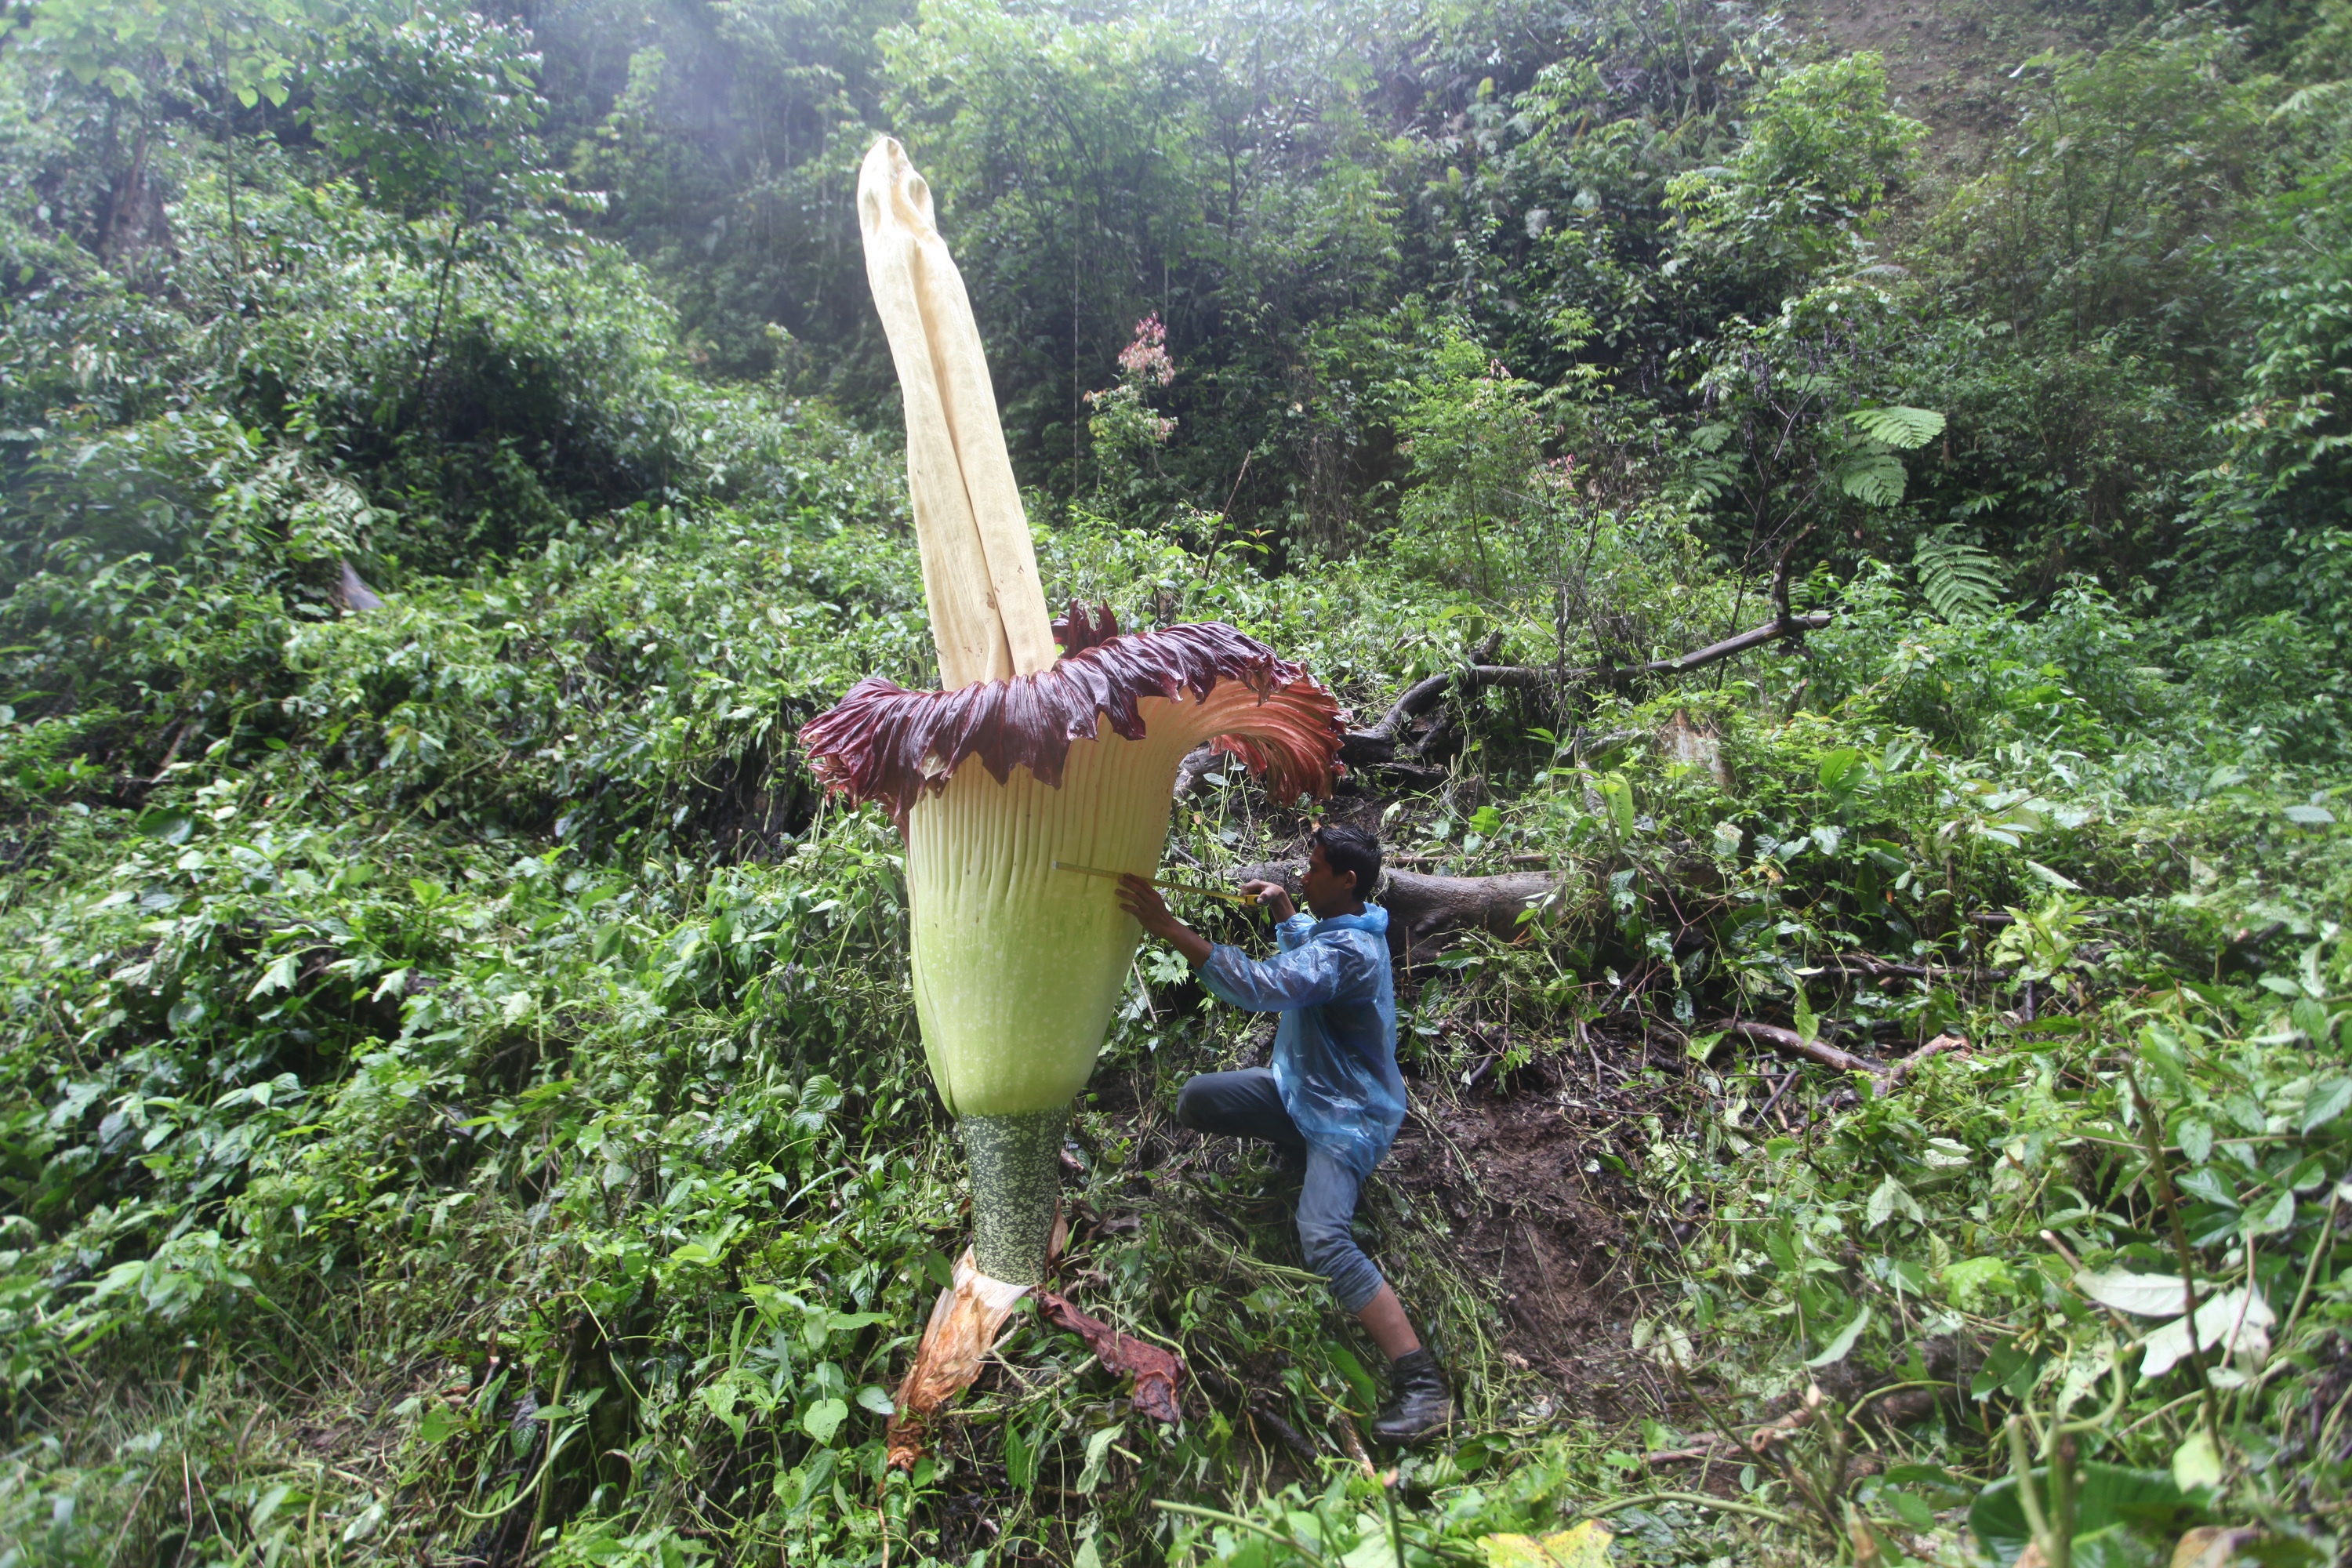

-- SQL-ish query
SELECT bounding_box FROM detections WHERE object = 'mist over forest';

[1,0,2348,1560]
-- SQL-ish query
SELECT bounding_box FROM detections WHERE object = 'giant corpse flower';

[801,608,1344,1279]
[799,141,1342,1435]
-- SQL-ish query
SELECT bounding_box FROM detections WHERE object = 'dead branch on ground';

[1713,1022,1973,1091]
[1171,612,1832,797]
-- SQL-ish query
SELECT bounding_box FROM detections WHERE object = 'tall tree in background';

[519,0,909,382]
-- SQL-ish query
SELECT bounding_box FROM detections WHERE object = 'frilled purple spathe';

[797,615,1345,819]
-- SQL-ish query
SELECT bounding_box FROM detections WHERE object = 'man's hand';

[1116,874,1214,968]
[1115,874,1181,936]
[1243,879,1296,921]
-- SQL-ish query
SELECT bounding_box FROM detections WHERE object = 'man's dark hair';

[1312,823,1382,899]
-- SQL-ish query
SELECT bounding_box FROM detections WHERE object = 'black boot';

[1371,1348,1452,1445]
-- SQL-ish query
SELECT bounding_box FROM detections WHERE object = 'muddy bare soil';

[1382,1041,1689,1420]
[1388,1087,1631,1368]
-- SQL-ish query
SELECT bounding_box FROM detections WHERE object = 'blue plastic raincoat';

[1194,906,1405,1179]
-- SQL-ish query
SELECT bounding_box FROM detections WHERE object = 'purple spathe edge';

[797,616,1345,819]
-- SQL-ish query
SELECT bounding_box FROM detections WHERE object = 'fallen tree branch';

[1388,851,1555,867]
[1882,1033,1970,1091]
[1171,745,1226,801]
[1644,1443,1726,1467]
[1330,612,1831,772]
[1716,1021,1974,1090]
[1748,1385,1827,1455]
[1817,954,2011,983]
[1345,631,1505,754]
[1461,612,1835,694]
[1713,1018,1886,1076]
[1194,1363,1319,1465]
[1177,613,1832,799]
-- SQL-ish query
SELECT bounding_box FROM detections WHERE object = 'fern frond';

[1912,529,2004,621]
[1835,451,1908,506]
[1849,405,1947,450]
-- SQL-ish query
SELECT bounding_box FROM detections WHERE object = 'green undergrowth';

[4,0,2351,1559]
[1,477,2347,1564]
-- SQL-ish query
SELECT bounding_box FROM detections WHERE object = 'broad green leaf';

[135,809,195,845]
[2139,1287,2274,1378]
[1601,772,1635,837]
[1326,1338,1378,1414]
[1867,1174,1922,1229]
[2172,1432,2223,1491]
[2281,804,2336,826]
[1479,1522,1613,1568]
[246,952,299,1000]
[1943,1256,2016,1309]
[1806,1305,1870,1367]
[2241,1187,2294,1237]
[701,1380,747,1442]
[2301,1077,2352,1132]
[1793,989,1820,1045]
[800,1396,848,1446]
[822,1310,890,1343]
[2176,1167,2241,1209]
[1076,1421,1126,1494]
[1971,1463,2185,1566]
[2075,1269,2194,1319]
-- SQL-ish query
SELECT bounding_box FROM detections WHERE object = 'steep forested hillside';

[0,0,2347,1563]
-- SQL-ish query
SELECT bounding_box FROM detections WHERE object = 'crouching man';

[1117,824,1451,1444]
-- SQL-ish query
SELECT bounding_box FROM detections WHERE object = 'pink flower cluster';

[1116,314,1176,388]
[1083,314,1179,445]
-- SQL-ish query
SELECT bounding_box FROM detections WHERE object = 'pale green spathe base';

[906,715,1196,1119]
[961,1106,1069,1286]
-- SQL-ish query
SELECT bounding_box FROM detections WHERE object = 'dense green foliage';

[0,0,2348,1563]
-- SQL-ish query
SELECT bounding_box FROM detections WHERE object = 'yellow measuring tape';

[1052,860,1266,905]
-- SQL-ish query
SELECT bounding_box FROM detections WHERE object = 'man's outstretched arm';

[1116,874,1215,967]
[1119,875,1360,1014]
[1116,873,1292,971]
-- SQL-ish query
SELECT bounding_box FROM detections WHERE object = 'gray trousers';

[1174,1068,1387,1313]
